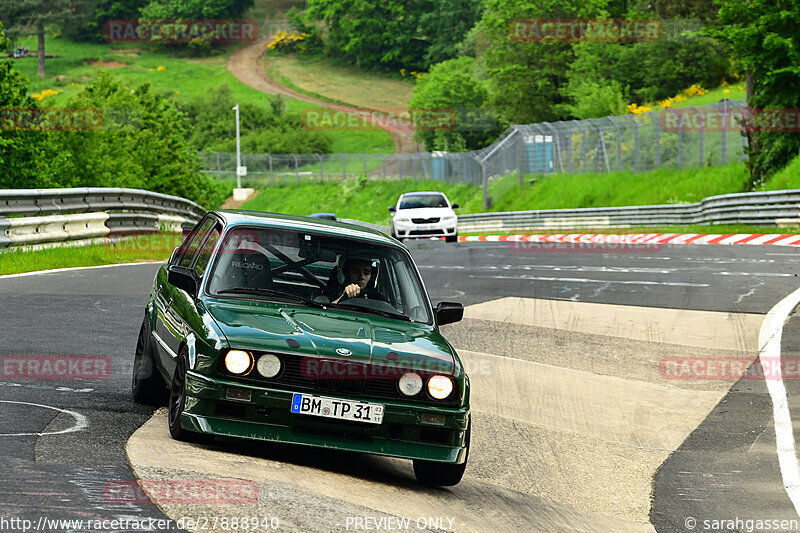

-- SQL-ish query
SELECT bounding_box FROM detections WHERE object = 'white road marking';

[0,400,88,436]
[759,286,800,517]
[468,274,708,287]
[0,261,163,280]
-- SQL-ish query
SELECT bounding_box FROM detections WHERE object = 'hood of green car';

[204,298,456,374]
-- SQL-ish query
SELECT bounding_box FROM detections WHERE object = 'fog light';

[398,372,423,396]
[225,350,252,375]
[427,375,453,399]
[256,353,282,378]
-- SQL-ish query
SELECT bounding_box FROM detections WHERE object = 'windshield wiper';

[217,287,324,308]
[331,303,412,321]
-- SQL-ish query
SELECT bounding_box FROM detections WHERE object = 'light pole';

[233,104,243,189]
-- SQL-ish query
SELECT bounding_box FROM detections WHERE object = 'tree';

[305,0,482,70]
[0,21,50,188]
[0,0,79,77]
[45,72,228,208]
[710,0,800,185]
[409,57,501,151]
[475,0,610,124]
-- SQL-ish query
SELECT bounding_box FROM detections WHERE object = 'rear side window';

[194,226,221,277]
[178,217,216,268]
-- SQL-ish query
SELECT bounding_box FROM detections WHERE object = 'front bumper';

[182,371,470,464]
[393,219,457,239]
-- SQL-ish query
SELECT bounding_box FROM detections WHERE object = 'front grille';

[221,353,459,404]
[409,229,444,236]
[411,217,440,224]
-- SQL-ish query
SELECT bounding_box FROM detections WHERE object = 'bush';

[177,85,332,154]
[44,72,228,208]
[409,57,502,151]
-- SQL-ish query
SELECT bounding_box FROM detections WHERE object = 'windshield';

[398,194,449,209]
[206,226,432,323]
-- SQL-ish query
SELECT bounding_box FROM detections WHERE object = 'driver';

[330,255,385,304]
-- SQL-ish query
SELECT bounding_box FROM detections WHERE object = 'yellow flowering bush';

[31,89,59,101]
[157,66,166,71]
[683,84,708,97]
[627,103,651,114]
[267,30,310,53]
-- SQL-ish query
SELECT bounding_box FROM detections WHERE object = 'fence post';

[341,153,346,181]
[316,153,323,182]
[292,153,300,183]
[360,153,367,176]
[607,117,622,170]
[691,106,703,168]
[721,100,727,164]
[216,152,221,174]
[476,156,489,210]
[382,155,386,179]
[267,154,274,185]
[647,111,661,168]
[625,115,639,172]
[581,127,588,174]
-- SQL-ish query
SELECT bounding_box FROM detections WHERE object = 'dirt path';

[226,37,420,153]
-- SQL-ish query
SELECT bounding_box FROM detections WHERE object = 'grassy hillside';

[239,161,761,225]
[11,36,395,154]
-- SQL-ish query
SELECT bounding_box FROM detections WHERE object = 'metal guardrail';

[456,190,800,232]
[0,188,207,249]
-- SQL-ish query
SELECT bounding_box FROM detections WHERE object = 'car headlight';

[395,217,410,222]
[225,350,253,375]
[442,215,457,221]
[398,372,423,396]
[427,375,453,399]
[256,353,282,378]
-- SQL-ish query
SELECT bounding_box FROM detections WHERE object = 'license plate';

[290,393,384,424]
[416,224,432,231]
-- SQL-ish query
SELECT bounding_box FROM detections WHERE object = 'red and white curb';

[456,233,800,246]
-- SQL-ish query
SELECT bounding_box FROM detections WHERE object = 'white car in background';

[389,191,459,243]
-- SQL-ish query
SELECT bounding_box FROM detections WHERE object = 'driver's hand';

[342,283,361,299]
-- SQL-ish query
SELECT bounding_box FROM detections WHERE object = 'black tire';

[132,317,167,405]
[445,234,458,243]
[168,354,210,443]
[413,416,470,486]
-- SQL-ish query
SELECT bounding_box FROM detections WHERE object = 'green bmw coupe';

[132,210,470,486]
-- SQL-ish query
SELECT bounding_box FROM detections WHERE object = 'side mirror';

[451,203,459,209]
[434,301,463,326]
[388,206,396,212]
[168,265,199,298]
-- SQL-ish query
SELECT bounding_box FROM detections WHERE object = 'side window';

[178,217,215,268]
[194,226,221,277]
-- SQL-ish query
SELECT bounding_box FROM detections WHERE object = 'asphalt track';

[1,240,800,532]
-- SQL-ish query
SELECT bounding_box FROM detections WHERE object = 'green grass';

[12,35,393,154]
[265,55,414,111]
[237,161,763,226]
[759,156,800,191]
[484,162,750,212]
[240,178,482,225]
[0,233,182,276]
[660,84,746,110]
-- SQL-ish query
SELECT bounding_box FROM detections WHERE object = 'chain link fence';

[202,99,748,207]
